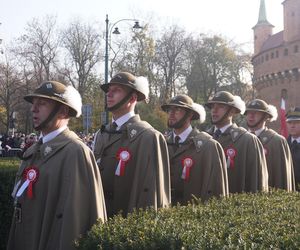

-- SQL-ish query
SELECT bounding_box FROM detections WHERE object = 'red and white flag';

[280,98,288,138]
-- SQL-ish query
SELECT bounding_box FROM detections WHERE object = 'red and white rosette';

[225,147,236,169]
[115,148,131,176]
[264,147,268,156]
[181,157,194,181]
[16,166,39,199]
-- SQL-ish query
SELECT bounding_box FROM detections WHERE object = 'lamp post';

[103,14,142,124]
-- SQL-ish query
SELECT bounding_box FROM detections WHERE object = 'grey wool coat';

[7,129,107,250]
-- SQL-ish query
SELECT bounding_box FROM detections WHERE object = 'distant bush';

[0,158,19,250]
[76,190,300,250]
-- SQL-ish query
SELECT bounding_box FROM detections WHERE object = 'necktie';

[174,135,180,147]
[111,122,118,132]
[213,129,222,139]
[292,140,298,150]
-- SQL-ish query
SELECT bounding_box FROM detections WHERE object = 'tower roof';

[254,0,274,27]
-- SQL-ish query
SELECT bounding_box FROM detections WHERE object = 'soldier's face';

[106,84,131,109]
[287,120,300,137]
[31,97,56,128]
[210,103,231,125]
[246,111,265,129]
[167,107,187,127]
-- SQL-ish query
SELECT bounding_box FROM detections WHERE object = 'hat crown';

[169,95,193,106]
[286,107,300,120]
[34,81,66,100]
[246,99,268,111]
[101,72,149,101]
[209,91,234,103]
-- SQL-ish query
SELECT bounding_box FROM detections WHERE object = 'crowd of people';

[4,73,300,250]
[0,132,94,157]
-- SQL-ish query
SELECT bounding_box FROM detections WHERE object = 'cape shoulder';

[125,119,155,141]
[259,128,282,145]
[23,129,80,159]
[227,125,248,142]
[191,131,213,152]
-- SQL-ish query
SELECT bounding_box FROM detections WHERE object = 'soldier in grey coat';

[206,91,269,194]
[93,72,171,217]
[161,95,228,205]
[245,99,295,191]
[7,81,106,250]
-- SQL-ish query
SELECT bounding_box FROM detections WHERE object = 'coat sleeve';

[55,144,107,250]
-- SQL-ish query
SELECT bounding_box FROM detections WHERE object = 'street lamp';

[103,14,142,124]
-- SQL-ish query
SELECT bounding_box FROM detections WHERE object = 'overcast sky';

[1,0,284,52]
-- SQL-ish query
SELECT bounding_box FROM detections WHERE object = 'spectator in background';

[286,107,300,191]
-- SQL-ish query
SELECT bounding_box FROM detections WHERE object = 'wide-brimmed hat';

[161,95,206,122]
[205,91,245,114]
[101,72,149,102]
[24,81,82,117]
[245,99,278,122]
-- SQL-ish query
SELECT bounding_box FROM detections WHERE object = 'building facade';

[252,0,300,131]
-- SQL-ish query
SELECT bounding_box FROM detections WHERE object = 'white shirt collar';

[250,127,265,136]
[41,125,67,144]
[174,125,192,143]
[112,111,135,130]
[291,137,300,143]
[215,122,232,134]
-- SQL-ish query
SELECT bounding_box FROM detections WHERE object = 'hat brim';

[100,83,145,101]
[24,94,77,117]
[205,101,241,113]
[161,103,199,120]
[245,108,273,118]
[286,117,300,122]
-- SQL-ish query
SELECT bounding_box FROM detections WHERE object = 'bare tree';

[60,19,102,97]
[0,60,24,133]
[13,16,59,84]
[154,25,188,101]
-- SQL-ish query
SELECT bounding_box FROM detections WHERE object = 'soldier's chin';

[168,121,181,129]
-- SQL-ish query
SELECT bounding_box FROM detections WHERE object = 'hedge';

[76,190,300,250]
[0,158,19,250]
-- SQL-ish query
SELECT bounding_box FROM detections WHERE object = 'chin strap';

[34,103,61,131]
[168,110,192,129]
[211,107,233,126]
[106,90,134,112]
[247,113,267,129]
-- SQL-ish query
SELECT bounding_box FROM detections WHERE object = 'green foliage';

[136,102,168,133]
[76,190,300,250]
[0,158,19,250]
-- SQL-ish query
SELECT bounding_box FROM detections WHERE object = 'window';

[294,45,299,53]
[284,48,288,56]
[276,51,279,58]
[271,52,274,59]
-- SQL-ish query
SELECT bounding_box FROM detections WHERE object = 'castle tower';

[283,0,300,42]
[252,0,300,132]
[253,0,274,55]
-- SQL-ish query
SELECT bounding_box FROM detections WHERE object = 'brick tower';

[252,0,300,131]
